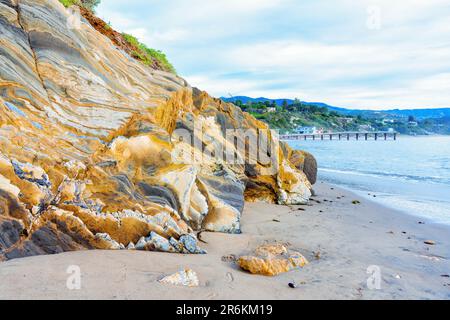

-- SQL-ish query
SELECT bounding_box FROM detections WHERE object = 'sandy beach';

[0,182,449,300]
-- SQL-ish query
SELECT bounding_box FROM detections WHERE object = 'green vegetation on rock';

[59,0,101,11]
[57,0,176,74]
[59,0,78,8]
[122,33,176,74]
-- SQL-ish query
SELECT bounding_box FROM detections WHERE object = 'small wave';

[368,194,450,225]
[319,167,450,185]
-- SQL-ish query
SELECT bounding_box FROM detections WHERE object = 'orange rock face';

[0,0,314,260]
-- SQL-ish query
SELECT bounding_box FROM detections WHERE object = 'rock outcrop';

[238,244,309,276]
[285,149,318,185]
[0,0,313,260]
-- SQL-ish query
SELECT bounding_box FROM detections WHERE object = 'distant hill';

[221,96,295,106]
[368,108,450,119]
[221,96,450,120]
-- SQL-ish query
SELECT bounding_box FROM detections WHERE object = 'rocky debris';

[221,254,237,262]
[424,240,436,245]
[238,244,309,276]
[94,233,122,250]
[135,237,147,250]
[131,232,206,254]
[352,200,361,205]
[144,231,176,252]
[179,234,206,254]
[0,0,313,260]
[159,269,200,287]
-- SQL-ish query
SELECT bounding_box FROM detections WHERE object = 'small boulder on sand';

[159,269,199,287]
[238,244,308,276]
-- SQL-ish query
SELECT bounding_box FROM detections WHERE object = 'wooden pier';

[280,131,398,141]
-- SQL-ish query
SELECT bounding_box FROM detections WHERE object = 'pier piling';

[280,131,398,141]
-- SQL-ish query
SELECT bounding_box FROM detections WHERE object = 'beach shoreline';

[0,182,449,300]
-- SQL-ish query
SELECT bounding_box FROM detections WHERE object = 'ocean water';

[288,135,450,225]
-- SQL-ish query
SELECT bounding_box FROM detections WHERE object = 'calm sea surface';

[288,135,450,225]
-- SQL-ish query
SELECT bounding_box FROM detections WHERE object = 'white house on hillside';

[295,126,317,134]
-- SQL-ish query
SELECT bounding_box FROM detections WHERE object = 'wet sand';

[0,182,449,300]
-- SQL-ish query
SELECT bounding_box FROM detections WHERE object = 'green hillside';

[231,100,450,135]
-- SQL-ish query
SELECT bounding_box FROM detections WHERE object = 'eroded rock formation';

[0,0,314,260]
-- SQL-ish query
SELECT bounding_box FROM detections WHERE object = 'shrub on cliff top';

[58,1,176,74]
[122,33,176,74]
[59,0,101,12]
[59,0,78,8]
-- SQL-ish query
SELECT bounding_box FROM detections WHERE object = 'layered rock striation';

[0,0,315,260]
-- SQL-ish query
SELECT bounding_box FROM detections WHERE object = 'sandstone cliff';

[0,0,314,260]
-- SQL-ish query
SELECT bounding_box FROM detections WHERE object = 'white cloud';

[97,0,450,109]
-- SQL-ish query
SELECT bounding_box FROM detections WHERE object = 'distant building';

[358,124,373,131]
[341,117,354,124]
[296,126,317,134]
[266,107,276,113]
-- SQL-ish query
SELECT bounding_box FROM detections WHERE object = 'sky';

[97,0,450,109]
